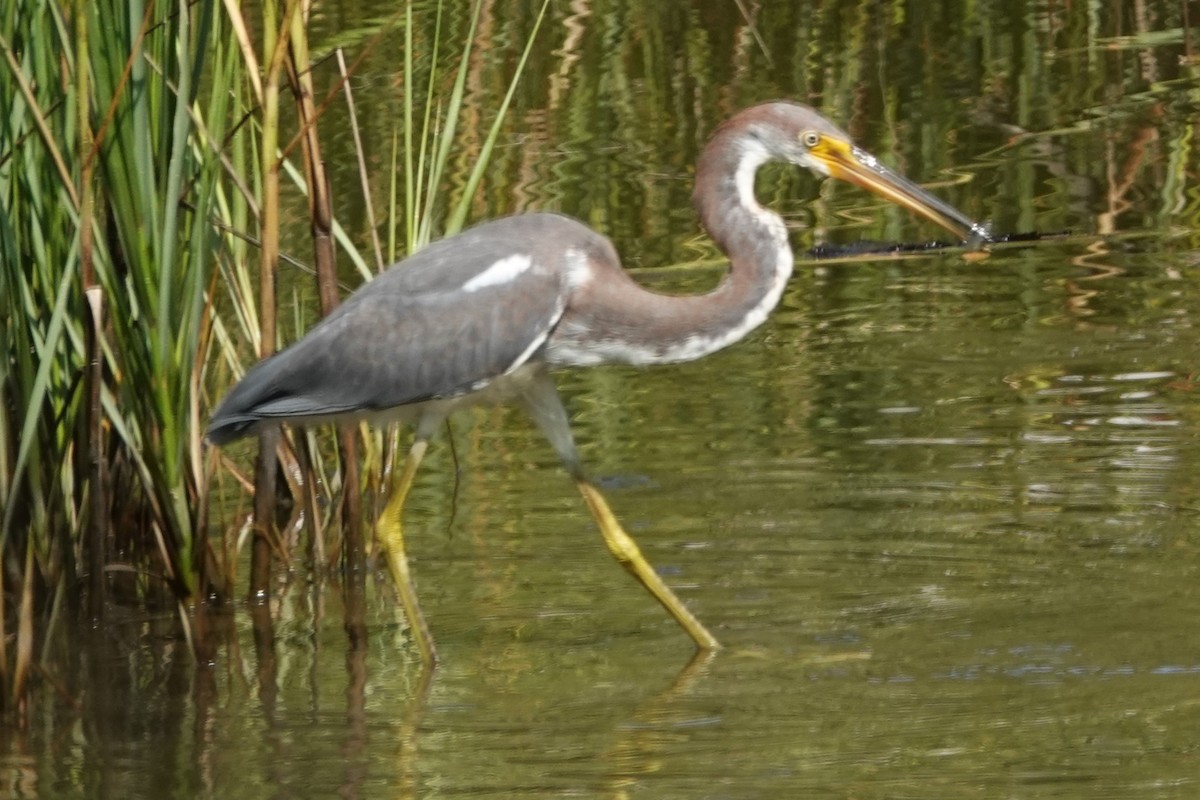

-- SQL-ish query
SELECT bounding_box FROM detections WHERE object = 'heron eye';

[801,131,821,148]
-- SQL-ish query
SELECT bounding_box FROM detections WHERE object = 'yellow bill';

[808,136,992,246]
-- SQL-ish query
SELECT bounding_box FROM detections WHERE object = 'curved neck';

[693,126,794,308]
[637,127,794,363]
[547,126,795,368]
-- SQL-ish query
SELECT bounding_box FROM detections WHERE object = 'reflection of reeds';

[0,0,547,709]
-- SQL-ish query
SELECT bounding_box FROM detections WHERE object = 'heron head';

[736,102,991,245]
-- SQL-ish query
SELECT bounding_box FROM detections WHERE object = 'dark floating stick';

[805,229,1073,260]
[991,229,1073,244]
[807,239,960,258]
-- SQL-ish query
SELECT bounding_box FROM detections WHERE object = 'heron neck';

[694,129,793,288]
[675,130,794,354]
[546,131,794,368]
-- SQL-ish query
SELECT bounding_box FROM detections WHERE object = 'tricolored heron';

[208,101,988,663]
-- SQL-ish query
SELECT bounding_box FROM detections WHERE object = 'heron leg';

[517,367,720,651]
[377,417,440,665]
[575,479,720,650]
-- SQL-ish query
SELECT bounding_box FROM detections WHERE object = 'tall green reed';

[1,0,237,700]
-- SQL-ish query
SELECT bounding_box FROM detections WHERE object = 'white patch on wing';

[462,254,532,292]
[504,301,564,375]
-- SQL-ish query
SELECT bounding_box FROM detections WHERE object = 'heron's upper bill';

[807,136,991,246]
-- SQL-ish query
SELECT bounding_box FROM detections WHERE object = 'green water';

[8,1,1200,797]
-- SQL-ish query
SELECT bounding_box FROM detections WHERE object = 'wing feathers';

[207,213,610,443]
[207,259,564,442]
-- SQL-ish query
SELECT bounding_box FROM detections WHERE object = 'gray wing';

[207,215,580,444]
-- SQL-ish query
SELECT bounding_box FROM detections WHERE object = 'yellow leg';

[577,479,720,651]
[377,438,437,665]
